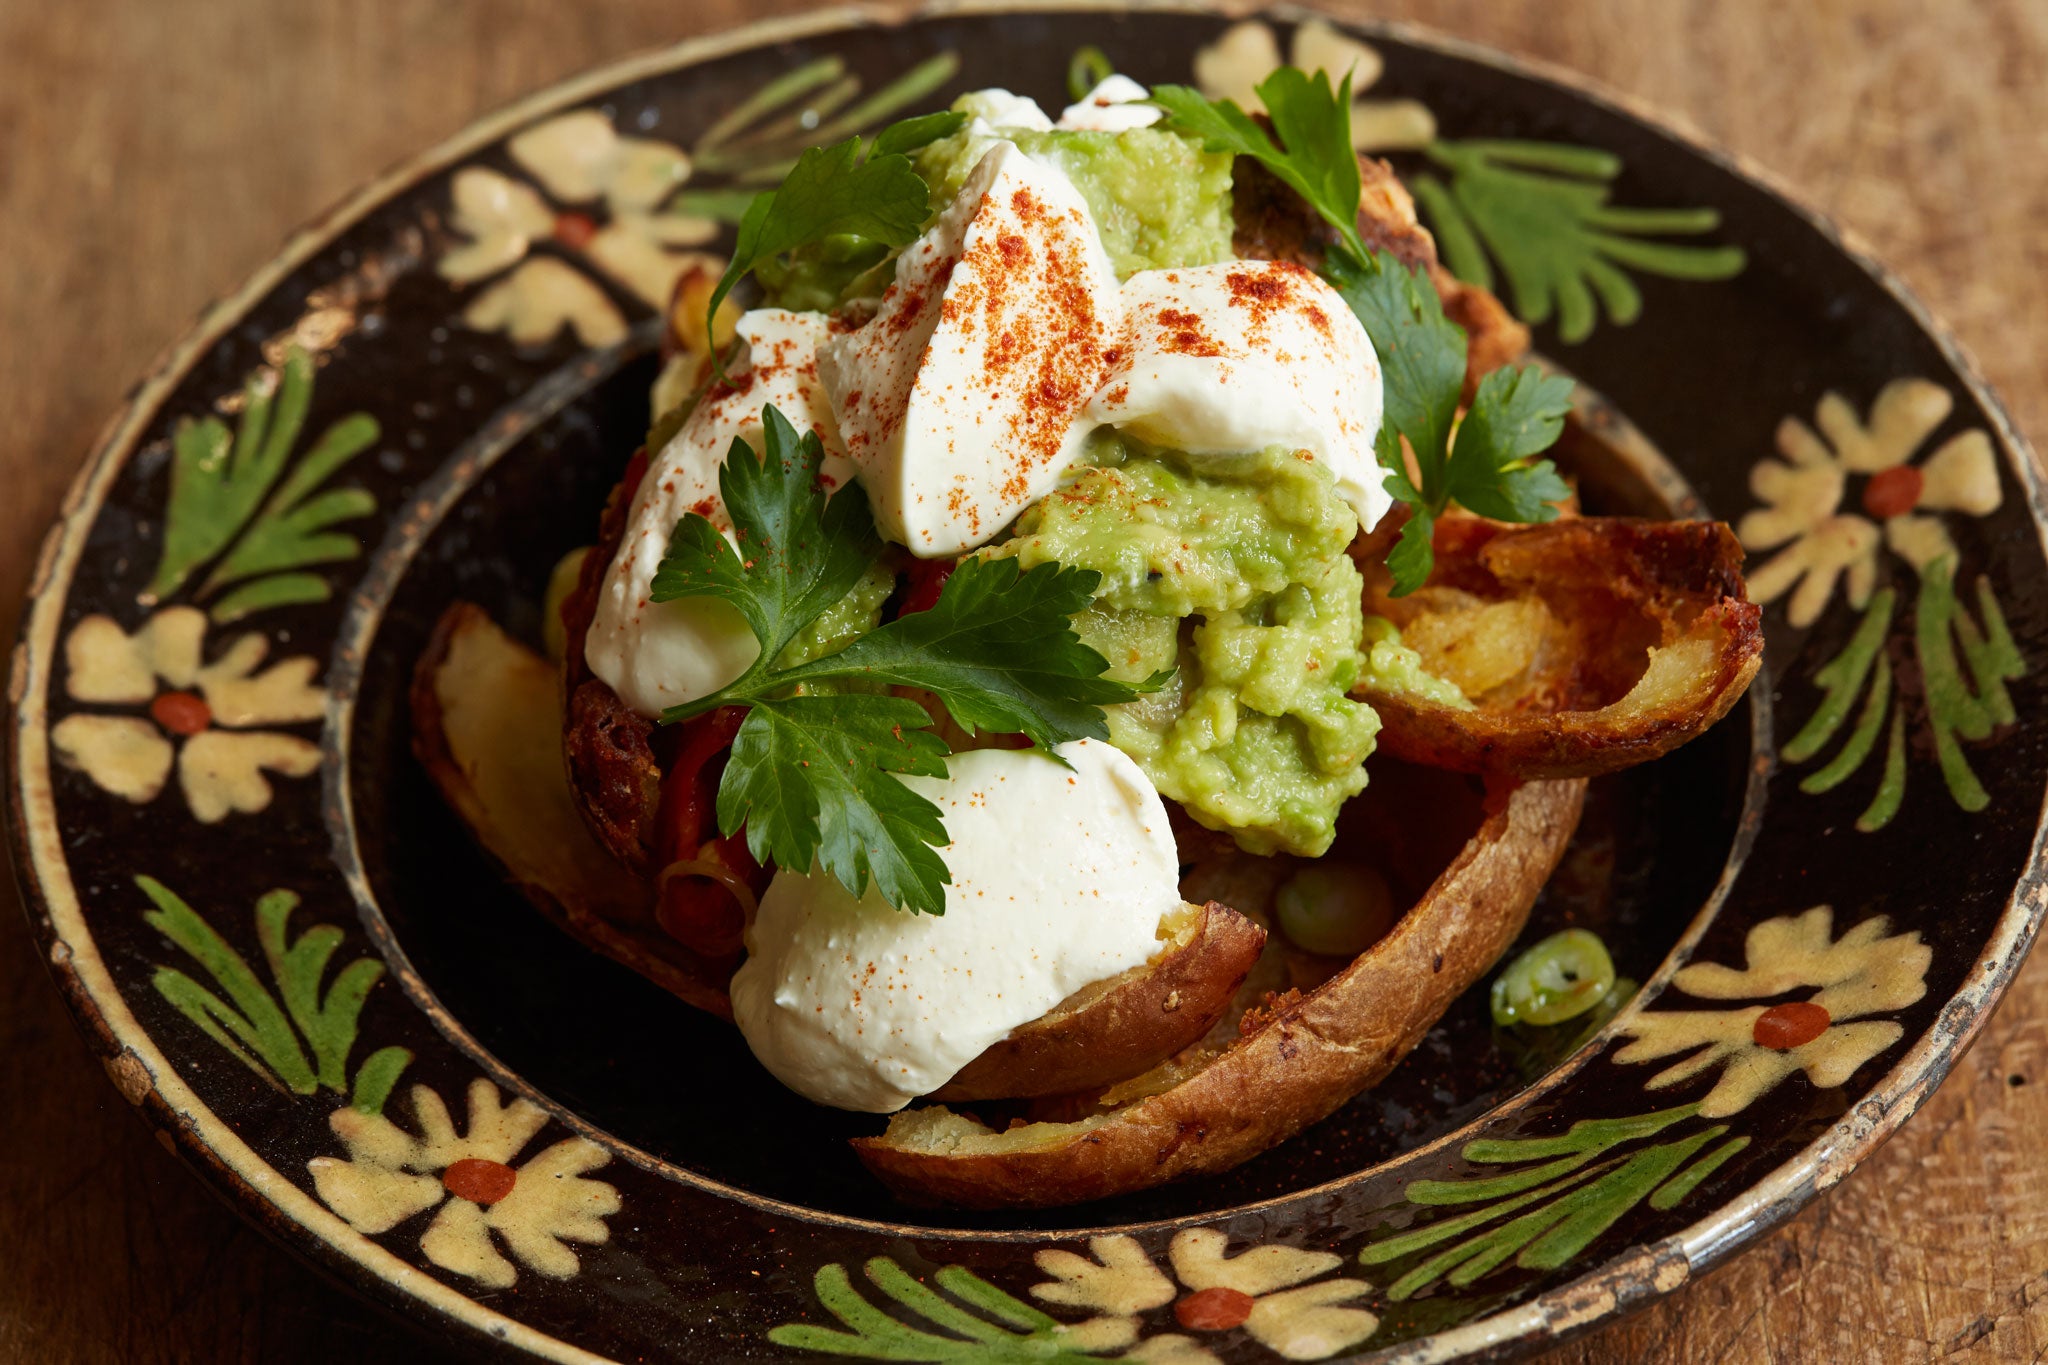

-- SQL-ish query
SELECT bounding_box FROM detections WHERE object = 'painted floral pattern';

[1191,20,1745,342]
[1615,907,1930,1116]
[52,607,324,821]
[1741,379,2001,627]
[310,1078,620,1289]
[1035,1230,1379,1362]
[1355,905,1931,1305]
[1195,19,1436,152]
[1744,379,2026,828]
[442,109,719,348]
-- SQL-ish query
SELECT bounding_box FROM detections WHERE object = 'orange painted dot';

[552,211,600,250]
[149,691,212,736]
[1862,465,1924,519]
[442,1157,518,1205]
[1175,1287,1257,1331]
[1753,1001,1831,1051]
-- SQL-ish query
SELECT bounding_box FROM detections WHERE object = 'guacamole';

[914,119,1235,280]
[985,436,1382,857]
[1360,616,1472,710]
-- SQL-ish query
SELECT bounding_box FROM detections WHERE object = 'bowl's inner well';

[347,350,1754,1232]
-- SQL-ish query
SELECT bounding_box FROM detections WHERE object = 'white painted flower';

[1614,906,1930,1118]
[1031,1228,1378,1361]
[309,1078,620,1289]
[441,108,721,348]
[1740,379,2002,627]
[1193,19,1436,151]
[50,606,323,822]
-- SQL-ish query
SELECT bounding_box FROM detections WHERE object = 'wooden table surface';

[2,1,2044,1360]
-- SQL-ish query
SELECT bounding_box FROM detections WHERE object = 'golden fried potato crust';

[852,774,1586,1208]
[1357,515,1763,779]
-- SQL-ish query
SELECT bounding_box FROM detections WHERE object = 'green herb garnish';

[651,406,1154,915]
[703,112,966,376]
[1328,250,1573,591]
[1153,68,1572,593]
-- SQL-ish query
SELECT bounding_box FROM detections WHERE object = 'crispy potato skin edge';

[933,902,1268,1102]
[853,777,1589,1209]
[1362,519,1765,780]
[412,601,737,1020]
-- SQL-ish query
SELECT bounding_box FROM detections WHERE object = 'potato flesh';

[1399,591,1556,700]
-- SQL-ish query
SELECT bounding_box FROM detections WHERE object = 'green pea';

[1490,928,1616,1027]
[1275,861,1396,958]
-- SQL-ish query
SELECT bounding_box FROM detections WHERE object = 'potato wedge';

[420,604,1275,1094]
[933,900,1267,1102]
[853,771,1586,1208]
[1355,516,1762,780]
[412,601,734,1018]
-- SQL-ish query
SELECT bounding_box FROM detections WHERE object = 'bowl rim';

[8,3,2045,1362]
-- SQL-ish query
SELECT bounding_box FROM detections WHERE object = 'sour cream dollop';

[1057,74,1164,132]
[584,308,851,717]
[1087,259,1391,529]
[729,739,1184,1112]
[819,140,1121,558]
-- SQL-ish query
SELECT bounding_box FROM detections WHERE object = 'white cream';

[729,739,1183,1113]
[1057,74,1164,132]
[818,141,1121,557]
[1087,259,1391,530]
[585,309,854,717]
[957,87,1054,133]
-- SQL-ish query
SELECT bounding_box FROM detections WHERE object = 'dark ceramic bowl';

[10,5,2045,1361]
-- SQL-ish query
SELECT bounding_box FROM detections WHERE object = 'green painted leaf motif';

[138,876,315,1094]
[208,572,336,624]
[1417,140,1747,343]
[136,876,404,1108]
[1782,559,2026,829]
[1358,1104,1734,1298]
[692,52,961,178]
[768,1259,1112,1362]
[350,1046,414,1118]
[142,345,381,621]
[255,889,388,1093]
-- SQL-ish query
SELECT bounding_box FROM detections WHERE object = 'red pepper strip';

[899,557,957,616]
[654,705,747,864]
[651,705,756,958]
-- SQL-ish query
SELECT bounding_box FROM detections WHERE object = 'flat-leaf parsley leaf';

[651,405,1155,914]
[1153,67,1575,593]
[703,112,965,375]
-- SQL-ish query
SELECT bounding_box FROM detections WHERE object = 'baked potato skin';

[419,606,1285,1096]
[411,601,736,1018]
[933,901,1267,1102]
[852,776,1587,1208]
[1358,516,1764,781]
[559,447,668,876]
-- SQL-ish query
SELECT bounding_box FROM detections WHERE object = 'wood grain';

[1,1,2042,1360]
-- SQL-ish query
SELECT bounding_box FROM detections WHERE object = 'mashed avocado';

[914,119,1235,279]
[760,110,1235,311]
[985,436,1381,857]
[779,561,897,669]
[1360,616,1472,709]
